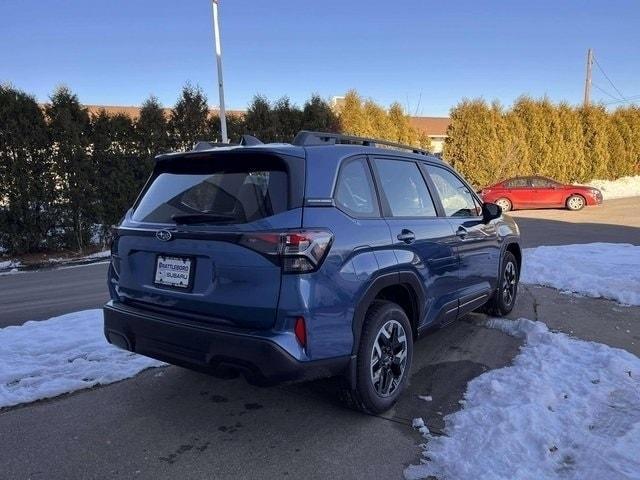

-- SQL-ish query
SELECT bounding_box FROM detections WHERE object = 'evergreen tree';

[169,84,210,151]
[244,95,274,142]
[135,96,169,183]
[46,86,96,252]
[338,90,371,137]
[271,97,303,142]
[443,99,504,188]
[0,85,56,254]
[91,111,138,243]
[136,95,169,155]
[555,103,585,182]
[302,95,339,132]
[579,105,610,180]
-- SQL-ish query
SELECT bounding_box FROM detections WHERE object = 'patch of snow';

[412,417,425,429]
[585,175,640,200]
[521,243,640,306]
[405,318,640,480]
[418,395,432,402]
[0,269,21,276]
[0,310,164,409]
[0,260,22,270]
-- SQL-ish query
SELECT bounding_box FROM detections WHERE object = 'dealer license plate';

[154,255,192,289]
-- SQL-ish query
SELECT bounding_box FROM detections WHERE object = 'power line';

[592,82,621,102]
[604,94,640,105]
[593,55,627,102]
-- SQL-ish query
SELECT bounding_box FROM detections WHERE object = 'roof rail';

[292,130,430,156]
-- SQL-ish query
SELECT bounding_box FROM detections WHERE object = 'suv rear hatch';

[111,148,305,330]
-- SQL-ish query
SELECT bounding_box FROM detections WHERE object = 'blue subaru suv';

[104,131,521,413]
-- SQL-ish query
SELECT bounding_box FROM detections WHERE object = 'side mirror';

[482,202,502,223]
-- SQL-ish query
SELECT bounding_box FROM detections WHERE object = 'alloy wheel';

[502,261,517,306]
[370,320,408,397]
[568,196,584,210]
[496,198,511,212]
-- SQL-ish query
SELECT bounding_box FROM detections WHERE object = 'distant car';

[480,176,603,212]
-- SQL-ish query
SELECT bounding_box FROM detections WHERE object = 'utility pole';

[583,48,593,107]
[211,0,228,143]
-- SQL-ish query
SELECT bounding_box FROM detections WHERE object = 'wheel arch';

[351,271,424,355]
[345,271,424,390]
[503,240,522,273]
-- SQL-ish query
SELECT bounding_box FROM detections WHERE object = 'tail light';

[239,229,333,273]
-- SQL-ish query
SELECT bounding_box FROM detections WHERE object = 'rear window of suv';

[132,159,288,225]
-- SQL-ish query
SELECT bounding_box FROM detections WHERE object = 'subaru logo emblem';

[156,230,172,242]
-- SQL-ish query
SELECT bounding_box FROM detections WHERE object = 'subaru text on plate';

[103,131,522,413]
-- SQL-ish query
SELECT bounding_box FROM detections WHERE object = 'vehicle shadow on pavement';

[511,216,640,248]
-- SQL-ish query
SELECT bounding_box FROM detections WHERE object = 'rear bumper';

[103,301,351,385]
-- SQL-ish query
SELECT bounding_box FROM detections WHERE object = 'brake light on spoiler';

[239,229,333,273]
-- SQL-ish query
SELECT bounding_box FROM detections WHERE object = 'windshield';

[132,168,288,224]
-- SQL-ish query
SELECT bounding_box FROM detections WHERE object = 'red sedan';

[480,176,603,212]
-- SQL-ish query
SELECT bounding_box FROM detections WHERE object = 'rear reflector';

[294,317,307,348]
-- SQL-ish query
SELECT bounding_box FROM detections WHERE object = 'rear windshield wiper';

[171,213,239,225]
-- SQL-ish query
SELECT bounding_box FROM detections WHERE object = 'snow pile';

[0,310,164,409]
[521,243,640,306]
[405,318,640,480]
[585,175,640,200]
[0,259,22,270]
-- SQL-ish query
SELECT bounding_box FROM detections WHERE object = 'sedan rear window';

[132,168,288,225]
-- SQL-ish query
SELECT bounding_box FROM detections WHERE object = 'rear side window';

[426,165,480,217]
[334,158,379,217]
[530,177,558,188]
[504,178,528,188]
[132,166,288,225]
[373,158,437,217]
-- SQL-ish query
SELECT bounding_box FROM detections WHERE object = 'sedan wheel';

[496,198,512,212]
[566,195,585,211]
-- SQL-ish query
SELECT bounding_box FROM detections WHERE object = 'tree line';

[1,84,428,255]
[443,97,640,188]
[2,84,638,256]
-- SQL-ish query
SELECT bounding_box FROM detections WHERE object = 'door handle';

[456,226,469,239]
[397,229,415,243]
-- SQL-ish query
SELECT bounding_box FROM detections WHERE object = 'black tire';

[484,251,519,316]
[566,194,586,211]
[340,301,413,414]
[495,197,512,212]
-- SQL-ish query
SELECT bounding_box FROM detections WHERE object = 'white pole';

[211,0,228,143]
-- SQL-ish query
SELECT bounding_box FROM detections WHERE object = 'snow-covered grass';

[521,243,640,306]
[405,318,640,480]
[585,175,640,200]
[0,310,164,409]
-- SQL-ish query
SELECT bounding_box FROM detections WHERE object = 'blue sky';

[1,0,638,116]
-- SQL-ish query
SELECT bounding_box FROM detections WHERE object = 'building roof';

[42,103,450,137]
[76,104,245,119]
[408,116,451,137]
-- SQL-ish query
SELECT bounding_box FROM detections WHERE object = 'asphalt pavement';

[0,197,638,480]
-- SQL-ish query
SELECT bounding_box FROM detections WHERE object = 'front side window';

[132,166,288,225]
[334,158,379,217]
[373,158,437,217]
[426,165,480,217]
